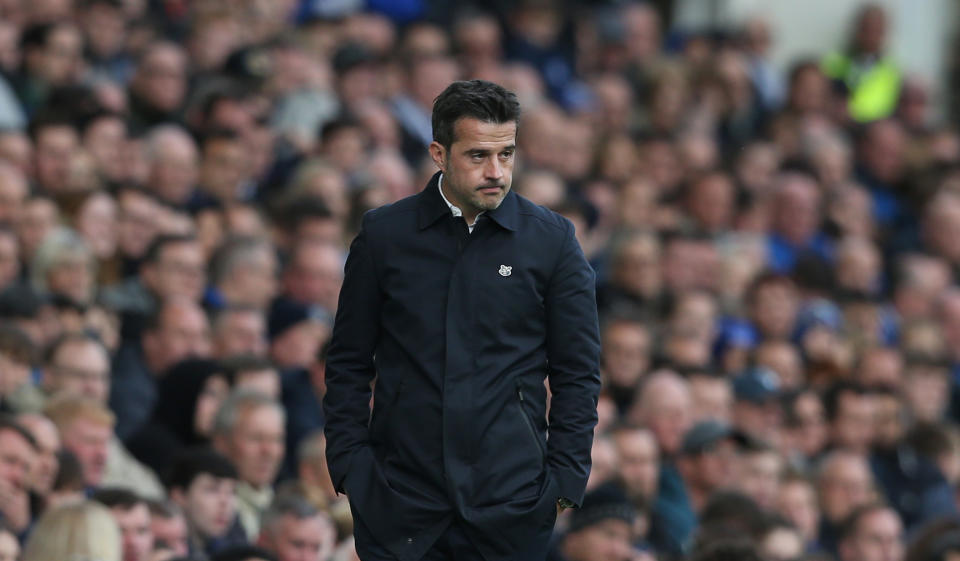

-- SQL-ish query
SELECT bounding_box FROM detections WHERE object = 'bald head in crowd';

[628,369,692,457]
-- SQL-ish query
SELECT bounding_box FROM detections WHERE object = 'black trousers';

[352,510,556,561]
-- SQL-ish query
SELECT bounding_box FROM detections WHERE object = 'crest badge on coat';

[499,265,512,277]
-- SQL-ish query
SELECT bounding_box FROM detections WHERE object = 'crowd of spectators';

[0,0,956,560]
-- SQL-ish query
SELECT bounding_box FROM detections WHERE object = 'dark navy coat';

[323,172,601,561]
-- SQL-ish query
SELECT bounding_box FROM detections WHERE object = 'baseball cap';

[568,481,636,533]
[733,366,781,404]
[680,420,750,456]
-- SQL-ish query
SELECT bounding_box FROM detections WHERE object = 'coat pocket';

[369,380,405,442]
[516,382,546,466]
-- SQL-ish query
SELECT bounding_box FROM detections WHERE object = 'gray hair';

[211,389,285,437]
[208,236,273,287]
[30,227,96,295]
[260,494,323,538]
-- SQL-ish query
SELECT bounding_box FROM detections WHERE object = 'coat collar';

[417,171,518,232]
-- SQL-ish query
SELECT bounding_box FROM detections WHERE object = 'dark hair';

[53,448,85,491]
[210,545,278,561]
[44,330,107,366]
[0,415,36,450]
[690,538,763,561]
[219,354,275,384]
[823,380,869,422]
[142,234,198,266]
[431,80,520,150]
[166,448,237,491]
[838,502,897,544]
[91,487,145,510]
[0,322,37,366]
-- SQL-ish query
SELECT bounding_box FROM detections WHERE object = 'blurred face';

[18,197,58,260]
[34,125,78,193]
[270,320,328,370]
[223,406,285,489]
[265,515,334,561]
[144,241,206,302]
[833,392,875,454]
[37,25,82,85]
[903,367,949,423]
[47,253,94,304]
[152,514,188,558]
[738,451,783,510]
[689,376,732,424]
[751,282,798,340]
[214,310,267,358]
[633,379,692,456]
[143,303,212,375]
[0,429,33,494]
[18,416,59,494]
[761,527,805,561]
[688,174,734,232]
[0,168,27,224]
[0,233,19,289]
[178,474,236,539]
[840,509,904,561]
[135,46,187,112]
[194,375,229,438]
[563,519,633,561]
[602,321,649,389]
[778,480,819,543]
[789,392,828,458]
[48,340,111,403]
[118,191,159,259]
[820,456,873,522]
[684,440,739,493]
[61,418,111,486]
[112,504,153,561]
[613,237,661,298]
[613,430,659,502]
[76,192,118,259]
[200,138,246,202]
[150,135,199,205]
[429,118,516,224]
[284,243,343,313]
[774,179,821,245]
[84,117,127,182]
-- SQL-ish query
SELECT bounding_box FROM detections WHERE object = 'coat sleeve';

[544,219,601,507]
[322,212,381,494]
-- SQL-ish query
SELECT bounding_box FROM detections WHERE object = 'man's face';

[179,474,236,539]
[840,509,904,561]
[145,242,206,302]
[284,243,343,313]
[820,457,873,523]
[738,451,783,510]
[19,417,59,494]
[34,126,78,193]
[151,514,189,557]
[48,341,111,404]
[266,515,332,561]
[145,304,212,374]
[429,118,516,222]
[112,504,153,561]
[224,406,285,488]
[564,519,634,561]
[833,392,875,454]
[613,430,659,502]
[61,418,111,486]
[0,429,34,494]
[117,191,159,259]
[200,138,246,201]
[602,322,649,389]
[215,310,267,358]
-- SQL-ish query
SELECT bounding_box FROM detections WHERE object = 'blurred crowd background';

[0,0,956,561]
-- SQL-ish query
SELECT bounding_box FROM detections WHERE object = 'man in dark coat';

[322,79,601,561]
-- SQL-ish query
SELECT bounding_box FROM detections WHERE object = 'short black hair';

[823,380,869,423]
[142,234,198,265]
[91,487,145,510]
[211,545,278,561]
[431,80,520,150]
[0,415,37,450]
[166,448,237,491]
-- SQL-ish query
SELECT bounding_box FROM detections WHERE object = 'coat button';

[406,537,414,544]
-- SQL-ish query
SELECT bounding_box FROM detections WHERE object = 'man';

[0,416,37,535]
[257,495,336,561]
[837,503,904,561]
[323,80,601,560]
[110,297,212,440]
[15,413,59,497]
[212,391,286,541]
[676,421,747,513]
[147,499,189,558]
[43,332,112,405]
[91,488,154,561]
[212,306,268,359]
[546,482,637,561]
[816,450,877,554]
[168,448,247,558]
[824,381,875,455]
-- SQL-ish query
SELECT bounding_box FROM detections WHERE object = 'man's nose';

[484,157,503,180]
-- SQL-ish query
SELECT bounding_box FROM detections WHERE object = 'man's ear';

[428,141,446,172]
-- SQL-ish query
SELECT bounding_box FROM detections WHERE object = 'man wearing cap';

[731,366,783,444]
[676,421,749,513]
[323,79,601,560]
[546,482,642,561]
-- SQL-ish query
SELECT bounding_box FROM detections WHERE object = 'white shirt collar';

[438,174,482,232]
